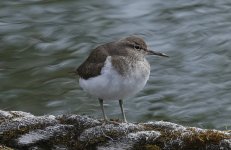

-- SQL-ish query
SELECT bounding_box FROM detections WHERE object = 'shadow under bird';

[76,36,168,123]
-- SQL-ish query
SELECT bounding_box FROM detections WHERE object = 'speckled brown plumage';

[76,36,148,79]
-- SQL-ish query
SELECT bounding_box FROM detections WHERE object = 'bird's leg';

[119,99,127,123]
[98,99,121,125]
[98,98,108,122]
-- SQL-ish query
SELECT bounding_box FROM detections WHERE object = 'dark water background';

[0,0,230,130]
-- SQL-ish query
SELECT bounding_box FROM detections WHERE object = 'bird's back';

[76,41,130,79]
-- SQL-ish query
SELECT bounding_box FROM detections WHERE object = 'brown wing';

[76,41,130,79]
[76,44,111,79]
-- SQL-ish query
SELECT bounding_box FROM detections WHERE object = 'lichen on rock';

[0,109,230,150]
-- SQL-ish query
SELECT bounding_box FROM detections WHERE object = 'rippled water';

[0,0,230,129]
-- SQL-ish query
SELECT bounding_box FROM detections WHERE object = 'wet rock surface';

[0,110,230,150]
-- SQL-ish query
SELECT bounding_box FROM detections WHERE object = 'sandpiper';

[76,36,168,122]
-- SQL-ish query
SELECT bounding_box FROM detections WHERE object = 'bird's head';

[121,36,169,57]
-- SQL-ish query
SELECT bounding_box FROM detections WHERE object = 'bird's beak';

[147,49,169,57]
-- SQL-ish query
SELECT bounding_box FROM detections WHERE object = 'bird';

[76,36,168,123]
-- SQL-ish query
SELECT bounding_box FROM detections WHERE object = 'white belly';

[79,56,150,100]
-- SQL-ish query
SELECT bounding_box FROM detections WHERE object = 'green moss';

[182,128,230,149]
[145,144,161,150]
[0,145,14,150]
[141,123,231,149]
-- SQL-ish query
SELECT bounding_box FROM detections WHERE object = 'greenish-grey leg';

[98,98,107,121]
[119,99,127,123]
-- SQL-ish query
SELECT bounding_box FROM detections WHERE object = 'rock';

[0,110,230,150]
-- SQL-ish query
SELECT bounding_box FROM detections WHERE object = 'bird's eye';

[134,45,141,50]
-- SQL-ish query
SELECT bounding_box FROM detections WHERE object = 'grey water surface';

[0,0,230,130]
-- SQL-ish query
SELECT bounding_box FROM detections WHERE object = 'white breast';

[79,56,150,101]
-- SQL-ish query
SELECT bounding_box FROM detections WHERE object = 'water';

[0,0,230,130]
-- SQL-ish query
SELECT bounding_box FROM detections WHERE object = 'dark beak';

[147,49,169,57]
